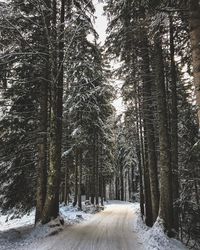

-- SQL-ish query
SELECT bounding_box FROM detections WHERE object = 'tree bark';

[137,84,153,226]
[154,28,173,233]
[78,150,82,210]
[42,0,65,223]
[73,150,78,206]
[91,135,96,204]
[135,84,145,217]
[169,14,179,232]
[141,32,159,223]
[35,0,50,224]
[189,0,200,130]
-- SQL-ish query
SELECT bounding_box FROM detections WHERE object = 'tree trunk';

[78,150,82,210]
[91,135,96,204]
[135,84,145,217]
[120,163,124,201]
[138,85,152,226]
[141,32,159,223]
[169,13,179,232]
[35,0,50,224]
[41,0,66,224]
[64,159,69,204]
[73,150,78,206]
[143,125,153,227]
[154,28,173,233]
[189,0,200,130]
[95,135,99,205]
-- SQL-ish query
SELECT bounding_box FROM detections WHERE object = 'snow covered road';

[26,202,143,250]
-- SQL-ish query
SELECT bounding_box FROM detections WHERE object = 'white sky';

[93,0,107,44]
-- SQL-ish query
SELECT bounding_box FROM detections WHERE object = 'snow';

[0,203,95,250]
[0,201,188,250]
[131,203,188,250]
[0,203,94,232]
[60,203,93,224]
[0,210,35,232]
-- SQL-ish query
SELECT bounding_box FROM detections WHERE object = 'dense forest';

[0,0,199,249]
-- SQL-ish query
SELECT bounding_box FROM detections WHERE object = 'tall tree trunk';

[120,163,124,201]
[135,83,145,217]
[95,135,99,205]
[189,0,200,130]
[35,78,48,223]
[35,0,50,224]
[64,158,69,204]
[141,32,159,223]
[73,150,78,206]
[143,124,153,227]
[169,13,179,232]
[91,135,96,204]
[42,0,65,223]
[154,28,173,233]
[138,85,152,226]
[78,150,82,210]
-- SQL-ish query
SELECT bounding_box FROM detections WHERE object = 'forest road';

[30,201,144,250]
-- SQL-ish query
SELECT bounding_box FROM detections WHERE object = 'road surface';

[26,202,144,250]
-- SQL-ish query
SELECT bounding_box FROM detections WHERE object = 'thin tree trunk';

[189,0,200,129]
[91,135,96,204]
[64,159,69,204]
[95,135,99,205]
[78,149,82,210]
[143,124,153,227]
[138,85,152,226]
[169,13,179,232]
[120,163,124,201]
[135,84,145,217]
[73,150,78,206]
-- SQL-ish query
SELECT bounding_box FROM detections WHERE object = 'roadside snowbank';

[131,203,188,250]
[0,202,98,232]
[0,211,35,232]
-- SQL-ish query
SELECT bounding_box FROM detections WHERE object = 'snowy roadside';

[0,202,97,250]
[0,203,95,232]
[130,203,188,250]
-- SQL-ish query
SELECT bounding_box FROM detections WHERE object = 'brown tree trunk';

[91,135,96,204]
[120,163,124,201]
[64,158,70,205]
[143,124,153,227]
[138,85,152,226]
[169,13,179,232]
[141,32,159,223]
[78,150,82,210]
[135,84,145,217]
[73,150,78,206]
[95,135,99,205]
[189,0,200,130]
[35,0,50,224]
[154,28,173,233]
[41,0,66,224]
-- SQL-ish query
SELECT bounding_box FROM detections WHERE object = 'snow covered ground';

[0,201,188,250]
[131,203,188,250]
